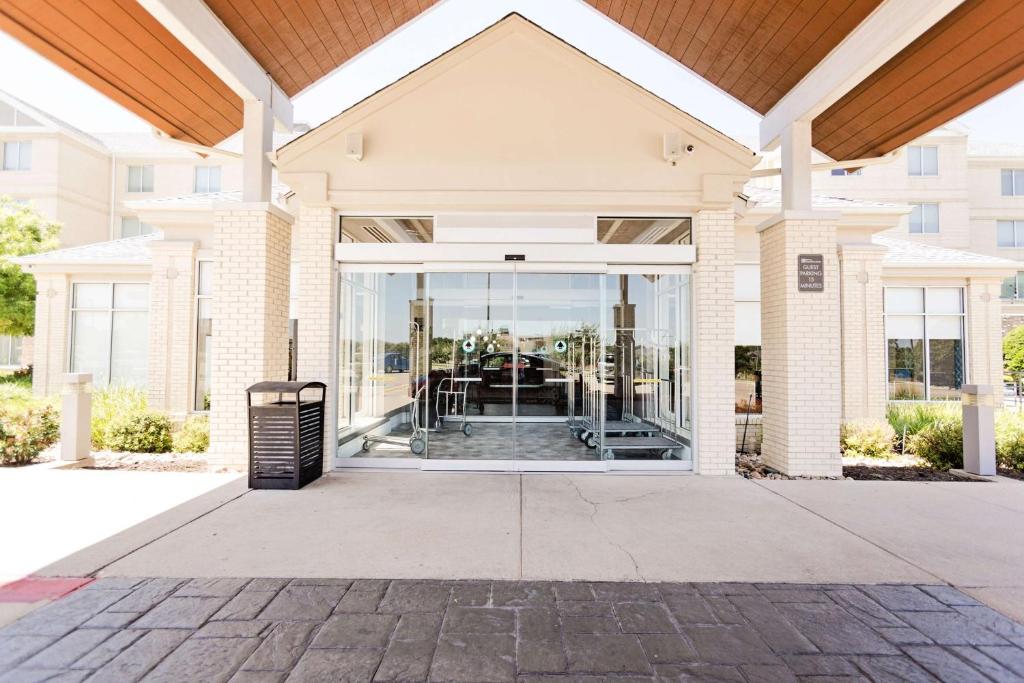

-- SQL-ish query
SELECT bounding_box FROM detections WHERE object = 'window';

[909,203,939,234]
[126,165,154,192]
[1002,169,1024,196]
[119,216,154,238]
[1002,272,1024,300]
[908,145,938,176]
[830,168,862,176]
[193,166,221,193]
[997,220,1024,248]
[885,287,964,401]
[3,141,31,170]
[194,262,213,411]
[0,335,22,367]
[70,283,149,387]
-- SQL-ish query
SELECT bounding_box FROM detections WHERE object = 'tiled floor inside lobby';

[3,578,1024,682]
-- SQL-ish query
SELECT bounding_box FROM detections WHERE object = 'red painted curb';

[0,576,93,603]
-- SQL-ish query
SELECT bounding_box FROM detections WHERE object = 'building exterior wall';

[837,244,887,421]
[146,240,199,419]
[30,273,70,396]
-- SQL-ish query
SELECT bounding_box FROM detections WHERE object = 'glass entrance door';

[336,265,691,469]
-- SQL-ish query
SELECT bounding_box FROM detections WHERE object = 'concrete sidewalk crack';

[562,475,646,581]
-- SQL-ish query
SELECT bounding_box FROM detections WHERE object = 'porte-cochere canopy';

[1,0,1023,158]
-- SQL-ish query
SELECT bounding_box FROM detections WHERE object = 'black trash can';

[246,381,326,490]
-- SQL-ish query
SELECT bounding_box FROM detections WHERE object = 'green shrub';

[996,410,1024,470]
[840,419,896,459]
[886,402,960,453]
[173,415,209,453]
[0,405,59,465]
[104,411,172,453]
[908,417,963,470]
[91,385,148,449]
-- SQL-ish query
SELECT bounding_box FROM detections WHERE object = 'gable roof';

[0,89,107,152]
[277,14,756,165]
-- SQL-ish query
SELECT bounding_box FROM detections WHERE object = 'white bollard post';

[962,384,996,476]
[61,373,92,462]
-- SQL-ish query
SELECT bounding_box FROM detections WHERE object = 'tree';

[1005,325,1024,378]
[0,197,60,336]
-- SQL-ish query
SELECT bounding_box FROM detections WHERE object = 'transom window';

[120,216,154,238]
[126,165,154,193]
[885,287,965,401]
[907,145,938,176]
[1002,169,1024,196]
[70,283,149,387]
[909,203,939,234]
[997,220,1024,248]
[3,141,31,170]
[194,166,221,193]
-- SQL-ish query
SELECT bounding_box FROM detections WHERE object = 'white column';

[242,99,273,203]
[780,120,812,212]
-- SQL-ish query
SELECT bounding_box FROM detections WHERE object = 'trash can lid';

[246,381,327,394]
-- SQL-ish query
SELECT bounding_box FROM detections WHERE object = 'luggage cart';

[575,336,604,449]
[433,336,473,436]
[362,322,428,455]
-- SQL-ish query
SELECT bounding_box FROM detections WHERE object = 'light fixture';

[345,132,363,161]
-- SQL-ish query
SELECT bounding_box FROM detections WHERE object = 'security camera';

[685,144,695,154]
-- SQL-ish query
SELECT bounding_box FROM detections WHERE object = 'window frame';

[997,220,1024,248]
[126,164,154,193]
[1002,169,1024,196]
[2,140,31,171]
[909,202,940,234]
[884,286,967,402]
[193,165,222,193]
[907,145,938,177]
[68,281,150,387]
[119,216,154,238]
[0,335,22,366]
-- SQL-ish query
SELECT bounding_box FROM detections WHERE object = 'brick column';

[759,213,842,477]
[294,202,337,467]
[838,243,887,421]
[146,240,198,419]
[30,274,70,396]
[208,204,293,469]
[966,277,1005,390]
[694,209,737,475]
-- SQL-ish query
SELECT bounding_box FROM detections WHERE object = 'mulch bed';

[841,465,983,482]
[998,467,1024,481]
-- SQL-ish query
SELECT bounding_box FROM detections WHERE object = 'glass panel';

[427,271,514,460]
[2,143,15,170]
[337,272,425,458]
[514,272,602,461]
[127,166,140,192]
[909,204,922,233]
[142,165,154,192]
[927,315,963,401]
[195,298,213,410]
[908,147,921,176]
[923,203,939,233]
[888,338,924,400]
[210,166,221,192]
[71,310,111,386]
[600,273,691,462]
[999,220,1015,247]
[1018,272,1024,299]
[926,288,962,314]
[1004,169,1015,196]
[885,287,924,314]
[197,261,213,296]
[886,315,924,339]
[113,283,149,309]
[922,146,937,175]
[1016,170,1024,196]
[121,217,139,238]
[597,218,691,244]
[18,141,30,170]
[73,283,111,309]
[110,311,148,386]
[735,346,761,415]
[1003,276,1017,300]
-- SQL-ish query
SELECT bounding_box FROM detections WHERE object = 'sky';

[1,0,1022,150]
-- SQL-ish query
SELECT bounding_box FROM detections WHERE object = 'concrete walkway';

[31,472,1022,623]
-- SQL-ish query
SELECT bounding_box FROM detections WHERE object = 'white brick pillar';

[146,240,198,419]
[838,243,887,421]
[966,277,1005,390]
[694,209,737,475]
[30,274,70,397]
[208,204,294,468]
[759,212,842,477]
[294,202,337,467]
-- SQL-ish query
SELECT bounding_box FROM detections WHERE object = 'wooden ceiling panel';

[814,0,1024,160]
[0,0,241,145]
